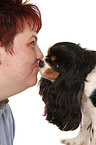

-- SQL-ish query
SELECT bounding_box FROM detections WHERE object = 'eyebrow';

[28,35,37,41]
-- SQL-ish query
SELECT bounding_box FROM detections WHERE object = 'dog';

[39,42,96,145]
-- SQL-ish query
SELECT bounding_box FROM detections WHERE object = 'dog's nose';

[39,60,44,68]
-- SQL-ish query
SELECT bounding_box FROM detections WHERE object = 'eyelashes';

[28,40,37,50]
[30,41,35,46]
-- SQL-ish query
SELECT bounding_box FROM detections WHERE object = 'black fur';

[39,42,96,131]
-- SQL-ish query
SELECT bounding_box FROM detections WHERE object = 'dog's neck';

[84,66,96,98]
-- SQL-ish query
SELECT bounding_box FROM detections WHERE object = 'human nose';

[36,45,43,60]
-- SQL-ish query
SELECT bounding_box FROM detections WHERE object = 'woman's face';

[0,25,43,98]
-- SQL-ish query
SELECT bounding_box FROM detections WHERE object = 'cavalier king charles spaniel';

[39,42,96,145]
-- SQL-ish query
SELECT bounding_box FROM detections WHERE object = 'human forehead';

[14,25,37,43]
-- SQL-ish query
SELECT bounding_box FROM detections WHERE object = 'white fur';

[39,61,51,76]
[39,61,55,82]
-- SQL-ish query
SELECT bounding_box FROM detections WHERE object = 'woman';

[0,0,43,144]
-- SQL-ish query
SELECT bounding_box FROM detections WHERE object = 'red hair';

[0,0,42,53]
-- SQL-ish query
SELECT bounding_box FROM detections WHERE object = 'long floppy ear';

[44,72,84,131]
[39,77,52,103]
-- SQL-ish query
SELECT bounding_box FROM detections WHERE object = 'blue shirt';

[0,104,15,145]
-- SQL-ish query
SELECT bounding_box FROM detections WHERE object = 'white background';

[9,0,96,144]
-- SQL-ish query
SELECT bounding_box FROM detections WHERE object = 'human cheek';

[24,53,37,73]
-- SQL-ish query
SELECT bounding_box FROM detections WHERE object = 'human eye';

[27,35,37,50]
[30,40,35,46]
[28,40,36,50]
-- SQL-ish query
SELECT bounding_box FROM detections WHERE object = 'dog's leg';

[90,113,96,145]
[92,129,96,145]
[60,123,90,145]
[86,97,96,145]
[60,101,91,145]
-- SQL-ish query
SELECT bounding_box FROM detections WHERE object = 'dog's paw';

[60,139,71,145]
[60,139,84,145]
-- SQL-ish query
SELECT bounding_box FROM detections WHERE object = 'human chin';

[29,71,38,87]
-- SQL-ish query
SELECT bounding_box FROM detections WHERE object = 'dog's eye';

[54,64,59,68]
[53,63,60,71]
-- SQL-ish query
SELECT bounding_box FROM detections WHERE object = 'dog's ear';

[44,72,84,131]
[39,77,52,103]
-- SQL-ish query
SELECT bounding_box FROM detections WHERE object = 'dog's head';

[39,42,96,131]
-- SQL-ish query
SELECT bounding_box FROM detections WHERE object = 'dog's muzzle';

[39,60,44,68]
